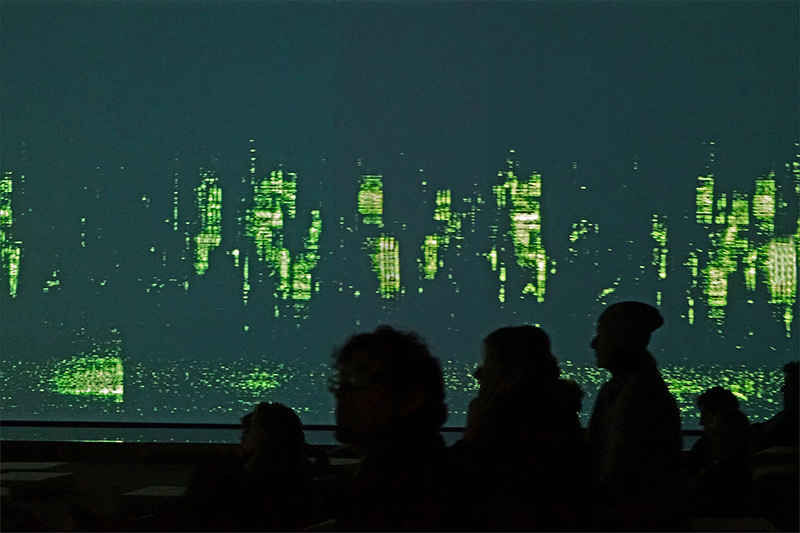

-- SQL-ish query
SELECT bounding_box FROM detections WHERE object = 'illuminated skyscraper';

[651,214,668,281]
[419,188,465,281]
[358,175,384,227]
[753,172,777,237]
[696,174,714,226]
[1,171,21,298]
[246,168,322,313]
[493,156,550,303]
[368,234,401,299]
[193,170,223,276]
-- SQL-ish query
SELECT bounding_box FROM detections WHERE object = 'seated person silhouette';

[327,325,458,531]
[689,409,754,517]
[175,401,313,531]
[687,386,741,475]
[454,325,592,531]
[752,361,799,451]
[586,301,685,531]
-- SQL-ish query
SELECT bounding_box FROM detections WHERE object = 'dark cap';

[599,301,664,334]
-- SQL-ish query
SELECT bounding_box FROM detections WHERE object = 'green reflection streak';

[1,171,21,297]
[193,170,222,276]
[54,356,124,401]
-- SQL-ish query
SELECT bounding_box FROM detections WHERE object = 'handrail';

[0,420,701,434]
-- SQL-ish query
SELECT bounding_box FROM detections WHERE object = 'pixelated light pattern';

[358,175,384,226]
[355,173,403,298]
[246,169,322,312]
[494,157,550,302]
[569,219,599,256]
[421,234,440,280]
[651,214,668,280]
[193,170,222,276]
[596,277,621,303]
[1,171,21,298]
[367,234,401,298]
[696,173,714,225]
[221,364,290,396]
[689,148,798,333]
[766,237,797,333]
[43,270,60,293]
[172,175,180,232]
[53,333,124,402]
[753,173,776,236]
[419,189,465,280]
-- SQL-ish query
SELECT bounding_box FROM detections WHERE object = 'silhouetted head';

[697,387,740,429]
[330,325,446,451]
[782,361,798,412]
[590,301,663,373]
[241,401,305,454]
[476,325,559,394]
[708,408,752,459]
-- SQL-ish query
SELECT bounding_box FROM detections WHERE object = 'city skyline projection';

[1,1,797,429]
[2,144,798,328]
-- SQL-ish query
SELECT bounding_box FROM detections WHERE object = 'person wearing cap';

[586,301,685,530]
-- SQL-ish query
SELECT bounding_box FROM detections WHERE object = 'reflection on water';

[1,356,786,429]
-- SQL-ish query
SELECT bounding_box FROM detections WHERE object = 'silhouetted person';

[586,301,685,530]
[749,362,799,530]
[753,361,799,451]
[688,409,754,517]
[454,325,593,530]
[687,386,741,475]
[327,325,459,531]
[173,402,313,531]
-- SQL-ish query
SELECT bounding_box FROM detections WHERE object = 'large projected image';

[1,1,797,430]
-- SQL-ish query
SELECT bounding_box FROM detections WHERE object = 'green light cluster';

[596,277,621,302]
[495,165,549,302]
[421,234,440,280]
[226,365,289,396]
[696,174,714,225]
[434,189,452,222]
[358,175,384,226]
[1,171,21,298]
[367,234,401,298]
[691,165,797,332]
[685,251,698,324]
[247,169,322,310]
[651,214,668,280]
[42,270,60,293]
[53,356,124,401]
[569,219,599,255]
[753,173,776,236]
[419,189,464,281]
[193,170,222,276]
[766,237,797,332]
